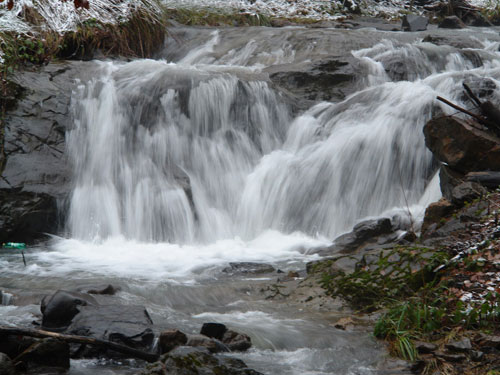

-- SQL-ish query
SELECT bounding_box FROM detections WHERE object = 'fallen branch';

[437,96,488,124]
[0,326,159,363]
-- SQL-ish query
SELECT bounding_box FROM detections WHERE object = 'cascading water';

[2,26,500,375]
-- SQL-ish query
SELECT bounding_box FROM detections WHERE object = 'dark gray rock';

[142,346,263,375]
[479,334,500,349]
[159,330,188,354]
[451,182,487,206]
[200,323,227,341]
[0,334,36,359]
[222,330,252,352]
[0,189,58,244]
[15,338,70,371]
[439,16,466,29]
[402,15,428,31]
[222,262,275,275]
[470,350,484,362]
[267,57,360,104]
[0,62,96,242]
[41,290,98,330]
[334,217,392,253]
[446,338,472,353]
[67,304,155,353]
[81,284,120,295]
[0,353,16,375]
[440,166,465,202]
[185,334,229,354]
[467,171,500,189]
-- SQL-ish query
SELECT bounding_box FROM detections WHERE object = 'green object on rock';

[2,242,26,249]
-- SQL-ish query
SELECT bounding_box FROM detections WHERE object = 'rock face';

[423,116,500,173]
[142,346,263,375]
[402,15,428,31]
[0,62,94,243]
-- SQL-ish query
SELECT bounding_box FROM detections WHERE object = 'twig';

[436,96,486,123]
[462,83,482,108]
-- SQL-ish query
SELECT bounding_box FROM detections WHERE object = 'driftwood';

[437,83,500,137]
[0,325,159,363]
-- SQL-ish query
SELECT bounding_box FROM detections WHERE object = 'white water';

[3,27,500,375]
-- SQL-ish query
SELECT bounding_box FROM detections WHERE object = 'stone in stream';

[200,323,227,340]
[141,346,263,375]
[186,334,229,353]
[402,15,428,31]
[199,323,252,352]
[41,290,98,330]
[14,338,70,372]
[439,16,467,29]
[222,262,275,275]
[159,330,188,354]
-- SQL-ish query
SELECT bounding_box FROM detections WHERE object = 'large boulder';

[41,290,97,330]
[67,304,155,353]
[424,116,500,174]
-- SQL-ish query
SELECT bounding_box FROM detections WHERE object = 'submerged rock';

[222,262,275,275]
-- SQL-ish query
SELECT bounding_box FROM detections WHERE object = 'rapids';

[2,25,500,374]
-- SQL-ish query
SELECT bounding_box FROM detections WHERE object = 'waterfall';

[67,30,500,244]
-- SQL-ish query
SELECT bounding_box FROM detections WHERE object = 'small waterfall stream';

[2,26,500,375]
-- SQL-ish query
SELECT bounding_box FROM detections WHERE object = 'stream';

[2,25,500,374]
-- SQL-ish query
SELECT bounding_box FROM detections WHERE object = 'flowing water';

[2,26,500,374]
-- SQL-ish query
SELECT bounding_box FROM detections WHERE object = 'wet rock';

[67,304,155,353]
[451,182,487,206]
[159,330,188,354]
[15,338,70,371]
[222,330,252,352]
[200,323,227,341]
[421,198,454,234]
[41,290,98,330]
[333,217,392,254]
[267,57,359,103]
[424,116,500,174]
[0,189,59,244]
[446,338,472,353]
[0,353,16,375]
[0,62,96,242]
[186,334,229,353]
[440,166,465,202]
[422,35,477,49]
[415,341,437,354]
[145,346,263,375]
[466,171,500,189]
[402,15,428,31]
[0,335,36,359]
[439,16,466,29]
[222,262,275,275]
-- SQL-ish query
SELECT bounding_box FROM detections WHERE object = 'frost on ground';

[0,0,497,35]
[0,0,161,33]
